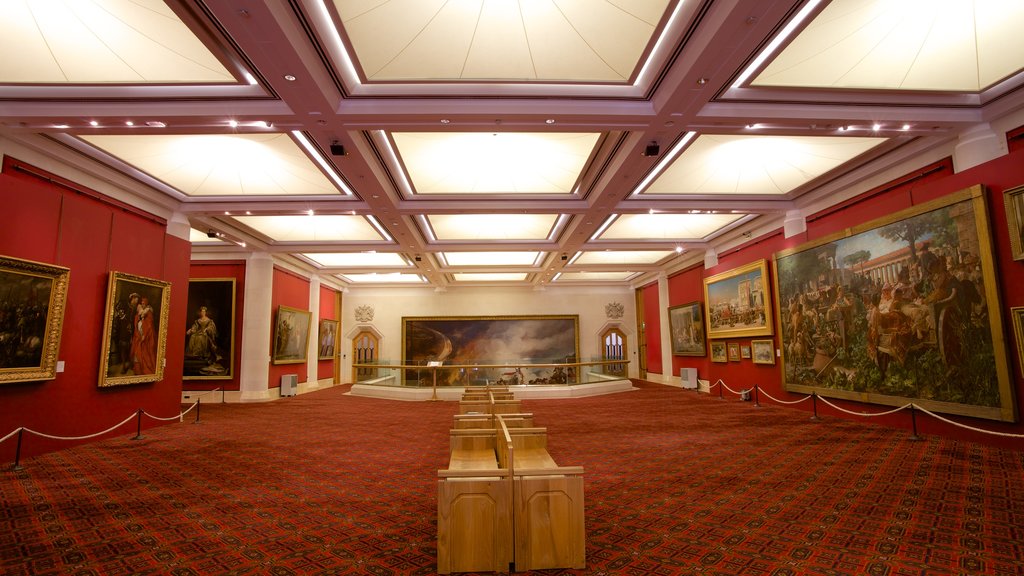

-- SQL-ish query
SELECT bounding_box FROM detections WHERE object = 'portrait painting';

[318,319,338,360]
[752,339,775,365]
[183,279,235,380]
[99,271,171,387]
[272,306,312,364]
[669,302,706,356]
[0,255,70,384]
[773,185,1015,422]
[710,341,727,363]
[402,315,578,386]
[703,259,773,339]
[727,342,740,362]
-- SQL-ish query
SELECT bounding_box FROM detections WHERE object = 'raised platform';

[349,377,635,402]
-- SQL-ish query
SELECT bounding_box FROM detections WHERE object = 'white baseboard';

[181,377,338,404]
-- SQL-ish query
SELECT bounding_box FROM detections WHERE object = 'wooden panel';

[437,480,511,574]
[514,475,586,571]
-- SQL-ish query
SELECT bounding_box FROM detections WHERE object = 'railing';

[706,379,1024,441]
[0,389,221,470]
[353,359,630,389]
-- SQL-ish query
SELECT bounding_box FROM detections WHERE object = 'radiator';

[680,367,698,390]
[280,374,298,397]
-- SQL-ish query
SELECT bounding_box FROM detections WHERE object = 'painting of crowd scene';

[0,256,70,383]
[403,316,579,387]
[773,186,1014,421]
[703,259,773,339]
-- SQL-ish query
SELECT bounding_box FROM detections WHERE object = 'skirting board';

[181,377,338,404]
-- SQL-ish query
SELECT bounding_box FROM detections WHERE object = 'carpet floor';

[2,381,1023,575]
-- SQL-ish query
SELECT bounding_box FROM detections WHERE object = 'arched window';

[601,328,627,377]
[352,331,378,382]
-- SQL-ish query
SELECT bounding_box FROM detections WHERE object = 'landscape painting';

[403,315,579,386]
[773,185,1014,421]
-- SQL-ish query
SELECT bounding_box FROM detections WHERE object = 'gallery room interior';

[2,0,1024,574]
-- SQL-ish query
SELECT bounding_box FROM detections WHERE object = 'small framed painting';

[710,342,727,363]
[740,344,752,359]
[318,319,339,360]
[727,342,740,362]
[751,339,776,365]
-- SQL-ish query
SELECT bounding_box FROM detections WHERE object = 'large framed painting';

[773,185,1015,422]
[183,279,235,380]
[1002,184,1024,260]
[272,305,312,365]
[402,315,579,386]
[668,302,706,356]
[0,255,70,384]
[99,271,171,387]
[703,259,773,339]
[318,319,338,360]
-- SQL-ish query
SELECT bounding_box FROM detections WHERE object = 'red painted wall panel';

[187,261,247,391]
[318,285,337,380]
[0,162,187,460]
[642,282,661,374]
[269,267,310,388]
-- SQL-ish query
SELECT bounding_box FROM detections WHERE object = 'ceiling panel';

[423,214,562,242]
[598,213,746,241]
[232,215,389,243]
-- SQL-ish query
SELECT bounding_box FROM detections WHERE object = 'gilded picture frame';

[703,259,774,339]
[727,342,740,362]
[740,344,752,359]
[773,185,1015,422]
[99,271,171,387]
[0,255,70,384]
[1002,184,1024,260]
[272,305,312,365]
[402,315,579,386]
[318,319,339,360]
[751,339,776,365]
[710,341,727,363]
[183,278,235,380]
[668,301,706,356]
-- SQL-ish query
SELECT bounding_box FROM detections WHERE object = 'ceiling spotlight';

[307,209,315,216]
[440,119,450,124]
[228,120,238,128]
[263,121,273,128]
[675,246,683,253]
[206,230,218,239]
[697,77,709,85]
[545,119,556,124]
[145,121,166,128]
[283,74,297,81]
[330,142,346,156]
[644,142,660,157]
[125,120,134,126]
[89,120,99,127]
[872,123,882,131]
[902,124,911,131]
[53,124,69,129]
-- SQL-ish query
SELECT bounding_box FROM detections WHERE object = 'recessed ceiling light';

[53,124,69,129]
[228,120,238,128]
[902,124,911,131]
[144,121,166,128]
[125,120,134,126]
[283,74,297,81]
[873,123,882,131]
[89,120,98,127]
[545,119,556,124]
[307,209,315,216]
[245,211,252,215]
[440,119,450,124]
[224,211,231,215]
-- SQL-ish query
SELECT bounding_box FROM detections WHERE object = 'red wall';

[187,261,246,391]
[318,285,338,381]
[0,158,188,459]
[269,267,310,389]
[662,153,1024,448]
[642,282,662,374]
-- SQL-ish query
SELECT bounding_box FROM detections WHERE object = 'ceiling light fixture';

[89,120,98,127]
[873,123,882,131]
[902,124,911,131]
[125,121,134,126]
[228,120,238,128]
[53,124,69,129]
[732,0,824,88]
[644,142,661,156]
[440,119,450,124]
[283,74,296,81]
[545,119,556,124]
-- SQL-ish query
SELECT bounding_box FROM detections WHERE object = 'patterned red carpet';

[2,381,1023,575]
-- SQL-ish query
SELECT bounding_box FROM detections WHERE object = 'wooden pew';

[437,427,514,574]
[453,413,534,429]
[493,417,586,572]
[457,398,522,415]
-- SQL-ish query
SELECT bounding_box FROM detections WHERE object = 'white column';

[306,275,321,390]
[953,123,1006,173]
[239,252,273,401]
[657,272,672,379]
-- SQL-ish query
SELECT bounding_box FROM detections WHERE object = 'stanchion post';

[132,409,144,440]
[12,428,24,471]
[718,380,724,400]
[194,397,202,424]
[430,365,439,401]
[753,384,761,407]
[908,404,921,441]
[810,393,820,421]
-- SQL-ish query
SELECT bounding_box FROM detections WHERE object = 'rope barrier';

[705,378,1021,441]
[816,396,912,417]
[914,405,1024,438]
[2,388,223,468]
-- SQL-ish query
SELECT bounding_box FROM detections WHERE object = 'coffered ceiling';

[2,0,1023,290]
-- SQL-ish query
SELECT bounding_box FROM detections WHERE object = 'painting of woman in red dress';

[131,296,158,375]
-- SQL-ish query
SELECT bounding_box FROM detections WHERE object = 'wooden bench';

[453,412,534,429]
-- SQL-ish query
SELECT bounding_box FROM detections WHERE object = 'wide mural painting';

[772,185,1015,422]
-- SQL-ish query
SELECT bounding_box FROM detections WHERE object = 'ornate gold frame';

[710,341,727,363]
[272,305,313,365]
[98,271,171,387]
[1003,184,1024,260]
[703,259,774,339]
[183,278,236,380]
[751,339,775,365]
[668,301,706,356]
[0,255,70,384]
